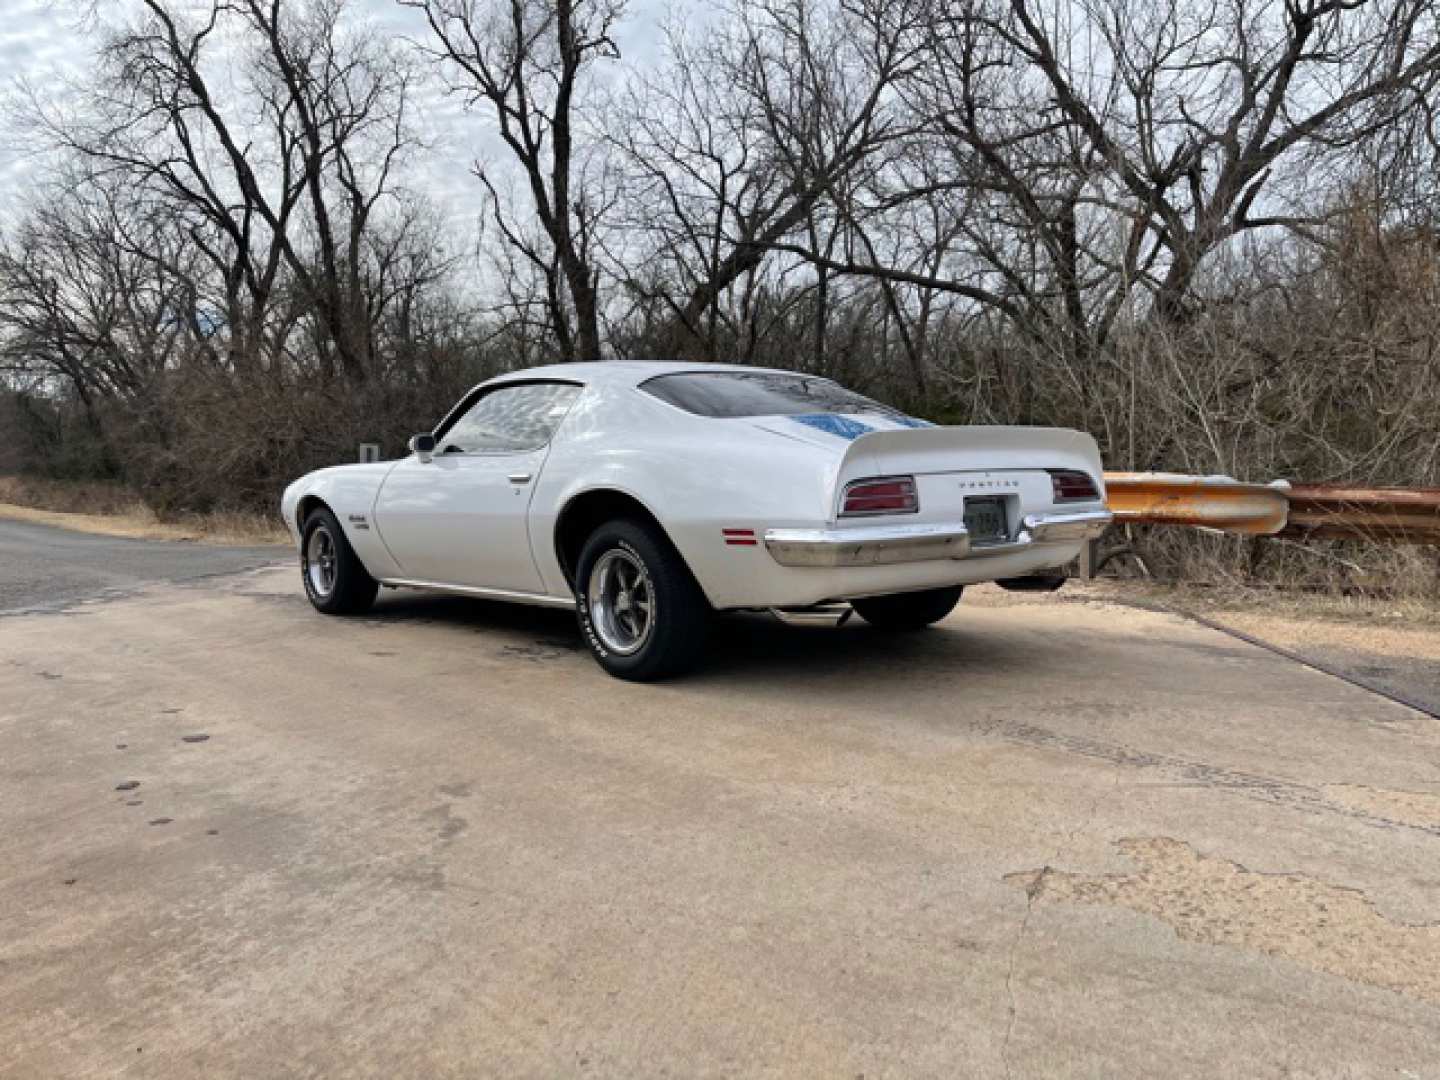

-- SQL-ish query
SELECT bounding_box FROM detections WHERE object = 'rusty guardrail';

[1102,472,1289,535]
[1279,485,1440,544]
[1099,473,1440,544]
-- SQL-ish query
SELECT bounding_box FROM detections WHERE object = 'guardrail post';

[1079,538,1098,580]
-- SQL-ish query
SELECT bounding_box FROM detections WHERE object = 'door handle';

[507,472,533,485]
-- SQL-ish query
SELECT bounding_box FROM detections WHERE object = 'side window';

[440,383,581,454]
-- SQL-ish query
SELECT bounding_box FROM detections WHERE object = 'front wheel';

[301,507,378,615]
[575,519,711,681]
[852,585,963,631]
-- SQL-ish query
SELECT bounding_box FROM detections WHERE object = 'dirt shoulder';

[0,476,287,546]
[0,502,282,546]
[1197,605,1440,718]
[1072,579,1440,717]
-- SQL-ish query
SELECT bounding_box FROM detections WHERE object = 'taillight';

[1049,469,1100,502]
[841,475,918,516]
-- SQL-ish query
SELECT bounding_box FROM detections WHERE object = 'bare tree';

[612,0,926,362]
[30,0,418,380]
[241,0,419,379]
[1006,0,1440,323]
[0,176,199,415]
[769,0,1440,364]
[403,0,624,361]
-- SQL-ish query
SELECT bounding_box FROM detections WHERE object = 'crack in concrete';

[1000,767,1121,1076]
[978,715,1440,840]
[1004,836,1440,1006]
[1323,783,1440,829]
[1000,864,1046,1080]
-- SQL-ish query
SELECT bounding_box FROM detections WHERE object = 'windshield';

[639,371,903,419]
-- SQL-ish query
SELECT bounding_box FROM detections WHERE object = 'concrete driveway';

[2,537,1438,1078]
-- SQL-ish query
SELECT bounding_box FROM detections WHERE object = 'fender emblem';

[348,514,370,531]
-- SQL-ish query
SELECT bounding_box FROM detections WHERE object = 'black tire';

[852,585,963,631]
[301,506,378,615]
[575,519,711,681]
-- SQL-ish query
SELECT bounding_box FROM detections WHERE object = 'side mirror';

[409,433,436,463]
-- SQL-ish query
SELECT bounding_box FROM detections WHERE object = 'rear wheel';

[852,585,963,631]
[576,519,710,681]
[301,507,378,615]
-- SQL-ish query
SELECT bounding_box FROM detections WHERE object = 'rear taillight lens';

[1049,469,1100,502]
[841,475,918,516]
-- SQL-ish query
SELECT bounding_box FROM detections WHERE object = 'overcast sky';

[0,0,671,228]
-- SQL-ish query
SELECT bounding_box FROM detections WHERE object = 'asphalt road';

[2,527,1439,1077]
[0,518,283,613]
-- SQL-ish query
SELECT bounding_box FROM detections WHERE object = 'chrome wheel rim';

[306,526,337,598]
[587,548,654,656]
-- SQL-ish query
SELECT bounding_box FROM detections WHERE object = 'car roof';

[481,361,805,390]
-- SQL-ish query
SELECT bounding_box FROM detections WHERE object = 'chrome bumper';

[763,509,1111,568]
[1022,509,1113,543]
[763,522,970,567]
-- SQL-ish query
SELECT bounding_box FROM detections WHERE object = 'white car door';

[373,382,581,593]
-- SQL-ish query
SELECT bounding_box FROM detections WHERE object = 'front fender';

[280,462,403,580]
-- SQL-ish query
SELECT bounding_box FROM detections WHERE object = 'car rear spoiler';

[837,425,1105,484]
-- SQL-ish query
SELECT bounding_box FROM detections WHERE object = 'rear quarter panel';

[530,385,840,607]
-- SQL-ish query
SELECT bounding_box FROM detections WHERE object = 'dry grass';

[1077,576,1440,629]
[0,475,288,546]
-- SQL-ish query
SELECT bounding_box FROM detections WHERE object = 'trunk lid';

[745,414,1106,528]
[833,424,1105,529]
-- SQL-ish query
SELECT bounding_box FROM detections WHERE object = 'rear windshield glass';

[640,371,903,419]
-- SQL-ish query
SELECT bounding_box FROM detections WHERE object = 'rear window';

[639,371,903,419]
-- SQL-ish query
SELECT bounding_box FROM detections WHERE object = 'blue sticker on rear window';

[791,414,875,440]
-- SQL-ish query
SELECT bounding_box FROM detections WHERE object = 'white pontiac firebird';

[281,362,1111,680]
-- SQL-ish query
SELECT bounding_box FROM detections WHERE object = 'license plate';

[964,496,1008,544]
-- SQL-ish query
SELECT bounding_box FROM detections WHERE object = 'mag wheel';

[576,519,710,681]
[301,507,379,615]
[588,547,656,655]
